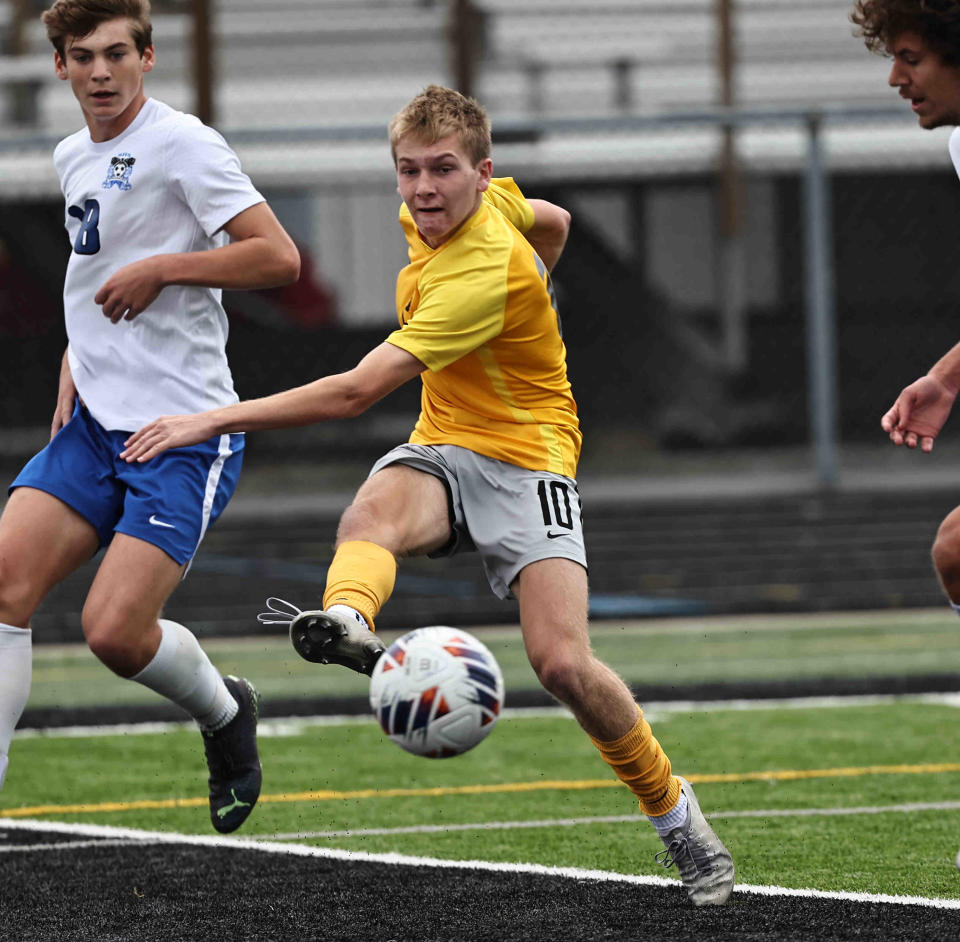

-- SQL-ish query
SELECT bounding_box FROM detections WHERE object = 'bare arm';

[881,341,960,452]
[524,199,571,272]
[121,342,426,462]
[50,348,76,439]
[94,202,301,323]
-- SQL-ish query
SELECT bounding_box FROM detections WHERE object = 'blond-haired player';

[122,85,734,905]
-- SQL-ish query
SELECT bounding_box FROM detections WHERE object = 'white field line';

[14,691,960,740]
[251,800,960,841]
[0,837,156,854]
[1,817,958,911]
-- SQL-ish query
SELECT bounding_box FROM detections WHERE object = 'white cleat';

[258,597,386,676]
[289,608,386,676]
[654,777,735,906]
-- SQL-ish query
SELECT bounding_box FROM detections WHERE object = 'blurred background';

[4,0,960,640]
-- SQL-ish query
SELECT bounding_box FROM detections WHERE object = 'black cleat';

[202,675,262,834]
[289,609,386,675]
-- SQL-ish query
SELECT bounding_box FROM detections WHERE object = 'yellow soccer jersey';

[386,178,581,478]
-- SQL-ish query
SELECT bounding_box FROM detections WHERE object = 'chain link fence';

[1,0,957,481]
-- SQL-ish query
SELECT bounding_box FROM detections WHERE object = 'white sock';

[0,624,32,791]
[648,789,690,836]
[951,601,960,619]
[131,620,237,731]
[327,604,370,631]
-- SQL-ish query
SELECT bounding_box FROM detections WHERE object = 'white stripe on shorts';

[184,433,233,576]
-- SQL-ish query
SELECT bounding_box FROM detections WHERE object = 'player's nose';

[91,55,112,79]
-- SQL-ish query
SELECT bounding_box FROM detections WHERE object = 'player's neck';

[83,91,148,143]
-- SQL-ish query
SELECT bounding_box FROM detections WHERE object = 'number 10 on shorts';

[537,479,574,532]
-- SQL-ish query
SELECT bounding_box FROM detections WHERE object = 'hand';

[95,257,166,323]
[121,413,219,462]
[51,353,76,439]
[880,375,957,452]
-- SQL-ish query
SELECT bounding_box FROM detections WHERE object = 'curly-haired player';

[855,0,960,869]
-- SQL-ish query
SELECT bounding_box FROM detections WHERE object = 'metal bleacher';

[0,0,930,200]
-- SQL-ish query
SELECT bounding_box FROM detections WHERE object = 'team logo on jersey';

[102,153,136,190]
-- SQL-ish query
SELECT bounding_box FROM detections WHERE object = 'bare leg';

[513,557,637,740]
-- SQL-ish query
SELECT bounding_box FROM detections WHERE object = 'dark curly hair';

[852,0,960,63]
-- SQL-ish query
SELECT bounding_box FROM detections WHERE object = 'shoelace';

[655,836,701,876]
[256,596,303,627]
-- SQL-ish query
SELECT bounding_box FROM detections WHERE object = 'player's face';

[395,134,493,248]
[887,31,960,129]
[54,17,154,142]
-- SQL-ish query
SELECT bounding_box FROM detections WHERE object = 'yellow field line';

[4,762,960,819]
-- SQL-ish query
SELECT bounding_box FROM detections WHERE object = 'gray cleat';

[654,776,735,906]
[289,608,386,675]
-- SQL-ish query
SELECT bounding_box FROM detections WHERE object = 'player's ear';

[53,50,68,81]
[476,157,493,192]
[141,44,155,74]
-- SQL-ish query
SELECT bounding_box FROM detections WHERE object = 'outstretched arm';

[94,202,301,324]
[121,342,425,462]
[881,341,960,452]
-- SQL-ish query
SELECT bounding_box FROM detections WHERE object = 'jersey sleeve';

[163,119,265,237]
[484,178,535,233]
[387,247,508,372]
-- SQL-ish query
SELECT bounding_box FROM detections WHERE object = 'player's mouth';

[416,207,446,222]
[91,90,117,102]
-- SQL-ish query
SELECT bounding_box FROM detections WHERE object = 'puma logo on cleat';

[216,788,252,819]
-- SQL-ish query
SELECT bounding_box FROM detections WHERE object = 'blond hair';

[389,85,492,165]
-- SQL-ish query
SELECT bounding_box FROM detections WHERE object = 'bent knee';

[932,515,960,579]
[0,560,41,627]
[531,654,590,705]
[81,605,154,677]
[337,500,382,543]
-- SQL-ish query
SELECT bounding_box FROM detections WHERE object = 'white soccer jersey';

[55,98,265,431]
[950,128,960,182]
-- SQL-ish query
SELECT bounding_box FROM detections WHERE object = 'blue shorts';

[9,403,244,566]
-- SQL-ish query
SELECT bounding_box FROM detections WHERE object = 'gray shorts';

[369,443,588,600]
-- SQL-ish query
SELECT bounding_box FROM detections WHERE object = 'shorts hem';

[112,525,192,566]
[498,551,589,600]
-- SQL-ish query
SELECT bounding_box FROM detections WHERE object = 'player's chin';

[917,111,953,130]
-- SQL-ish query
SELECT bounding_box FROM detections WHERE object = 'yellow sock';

[322,540,396,632]
[590,705,682,817]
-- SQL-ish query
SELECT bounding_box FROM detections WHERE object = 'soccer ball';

[369,626,505,758]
